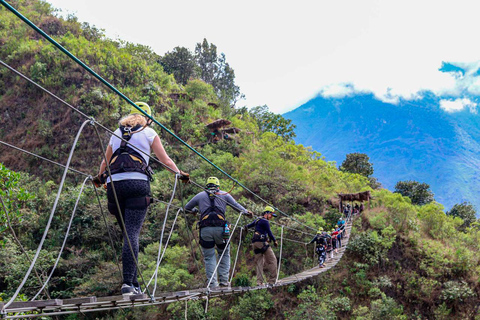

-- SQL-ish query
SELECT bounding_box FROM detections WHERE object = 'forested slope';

[0,1,479,319]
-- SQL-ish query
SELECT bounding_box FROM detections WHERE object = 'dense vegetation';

[0,1,479,319]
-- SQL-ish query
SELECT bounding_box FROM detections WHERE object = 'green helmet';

[130,102,152,117]
[206,177,220,188]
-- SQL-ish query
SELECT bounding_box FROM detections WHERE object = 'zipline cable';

[0,3,315,232]
[31,176,90,301]
[1,119,90,312]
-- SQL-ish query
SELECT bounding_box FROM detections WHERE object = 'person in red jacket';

[331,228,339,254]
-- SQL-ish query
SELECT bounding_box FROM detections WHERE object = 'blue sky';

[45,0,480,114]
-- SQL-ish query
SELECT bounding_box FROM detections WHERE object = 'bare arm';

[151,135,180,174]
[98,144,113,175]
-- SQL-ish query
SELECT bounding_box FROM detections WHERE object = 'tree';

[339,153,374,177]
[195,38,243,105]
[249,105,296,141]
[394,180,434,206]
[446,201,477,228]
[159,46,196,85]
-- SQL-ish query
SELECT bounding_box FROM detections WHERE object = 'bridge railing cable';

[0,195,51,300]
[1,119,91,312]
[31,176,90,301]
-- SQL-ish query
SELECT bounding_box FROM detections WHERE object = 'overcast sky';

[44,0,480,114]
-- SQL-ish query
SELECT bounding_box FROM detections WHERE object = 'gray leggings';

[107,179,150,286]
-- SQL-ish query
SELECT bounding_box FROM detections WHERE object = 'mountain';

[284,93,480,213]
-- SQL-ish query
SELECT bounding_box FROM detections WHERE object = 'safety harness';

[198,191,227,228]
[252,218,270,254]
[105,125,154,218]
[107,125,154,181]
[198,190,230,249]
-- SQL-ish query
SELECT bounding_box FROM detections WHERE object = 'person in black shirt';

[308,228,330,268]
[244,206,278,286]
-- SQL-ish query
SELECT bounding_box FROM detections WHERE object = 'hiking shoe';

[121,283,140,295]
[219,282,231,288]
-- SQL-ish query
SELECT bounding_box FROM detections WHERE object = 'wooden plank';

[8,299,63,309]
[96,295,129,302]
[63,297,97,305]
[130,294,148,301]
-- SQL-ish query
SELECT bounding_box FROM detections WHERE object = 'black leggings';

[107,179,150,286]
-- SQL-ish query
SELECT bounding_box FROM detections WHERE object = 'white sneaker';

[121,284,140,295]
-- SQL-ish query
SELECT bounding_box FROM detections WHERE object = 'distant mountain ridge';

[284,93,480,213]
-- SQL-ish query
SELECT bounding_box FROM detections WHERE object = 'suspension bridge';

[0,1,356,318]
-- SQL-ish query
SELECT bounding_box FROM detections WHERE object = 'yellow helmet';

[263,206,277,217]
[130,102,152,117]
[317,227,323,234]
[206,177,220,187]
[263,206,275,213]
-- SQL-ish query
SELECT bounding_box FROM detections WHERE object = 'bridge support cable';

[31,176,90,301]
[1,119,91,312]
[1,57,317,245]
[91,124,153,301]
[0,140,88,177]
[0,59,178,178]
[0,195,51,300]
[150,176,179,297]
[229,227,243,284]
[0,4,315,234]
[92,183,123,279]
[275,226,284,284]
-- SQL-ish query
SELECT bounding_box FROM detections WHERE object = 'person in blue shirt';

[244,206,278,286]
[185,176,253,288]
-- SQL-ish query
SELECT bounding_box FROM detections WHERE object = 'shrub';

[440,281,475,303]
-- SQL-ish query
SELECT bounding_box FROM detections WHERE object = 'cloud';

[439,98,478,113]
[320,83,358,98]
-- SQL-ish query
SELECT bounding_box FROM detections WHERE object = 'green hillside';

[0,1,479,319]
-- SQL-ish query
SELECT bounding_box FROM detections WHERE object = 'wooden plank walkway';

[1,221,353,318]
